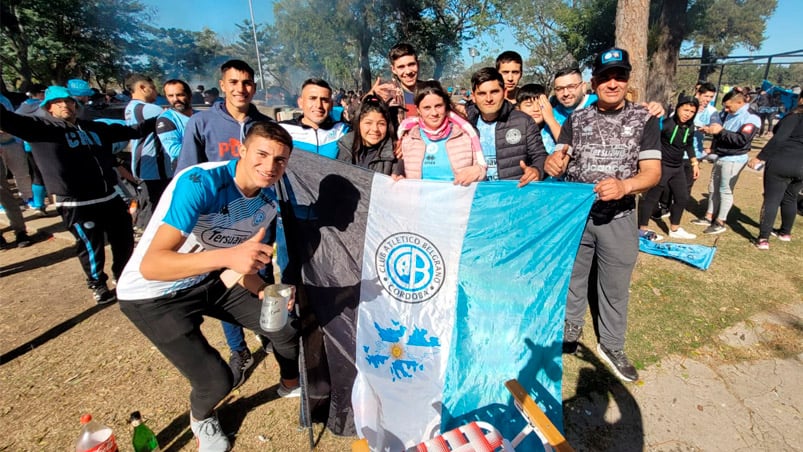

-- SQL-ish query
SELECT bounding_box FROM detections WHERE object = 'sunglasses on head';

[362,94,385,105]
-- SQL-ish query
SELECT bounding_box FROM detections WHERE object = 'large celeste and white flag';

[278,151,596,449]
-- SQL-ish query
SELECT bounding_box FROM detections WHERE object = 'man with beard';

[155,79,196,171]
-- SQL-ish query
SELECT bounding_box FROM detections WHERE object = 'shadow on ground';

[0,301,116,364]
[563,343,644,452]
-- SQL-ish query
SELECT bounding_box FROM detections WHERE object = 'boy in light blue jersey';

[117,122,300,451]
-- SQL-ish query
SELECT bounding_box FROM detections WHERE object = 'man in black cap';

[544,47,662,382]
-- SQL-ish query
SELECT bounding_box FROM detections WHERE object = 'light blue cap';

[67,79,94,97]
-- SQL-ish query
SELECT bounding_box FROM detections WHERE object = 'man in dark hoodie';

[0,86,156,303]
[175,59,274,389]
[465,67,546,185]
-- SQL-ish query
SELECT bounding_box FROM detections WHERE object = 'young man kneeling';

[116,122,298,451]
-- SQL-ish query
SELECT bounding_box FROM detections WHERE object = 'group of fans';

[1,41,801,451]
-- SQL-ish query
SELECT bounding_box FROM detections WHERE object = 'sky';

[142,0,801,65]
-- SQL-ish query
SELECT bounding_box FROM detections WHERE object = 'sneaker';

[703,223,727,235]
[660,210,671,219]
[597,344,639,382]
[14,231,32,248]
[755,239,770,250]
[190,412,230,452]
[228,348,254,390]
[277,381,301,398]
[770,229,791,242]
[639,229,664,241]
[668,227,696,239]
[563,321,583,343]
[691,217,712,226]
[91,284,116,305]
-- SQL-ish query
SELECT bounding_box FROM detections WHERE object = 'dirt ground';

[0,136,798,451]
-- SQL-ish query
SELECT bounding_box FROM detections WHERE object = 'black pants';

[27,152,44,186]
[134,179,170,230]
[656,160,695,215]
[758,161,803,239]
[58,197,134,288]
[119,278,299,419]
[639,165,689,227]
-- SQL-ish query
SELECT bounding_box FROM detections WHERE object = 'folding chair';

[352,379,573,452]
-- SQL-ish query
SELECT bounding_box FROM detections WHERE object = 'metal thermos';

[260,284,292,332]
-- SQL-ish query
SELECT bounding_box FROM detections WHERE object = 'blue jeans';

[707,159,746,223]
[222,321,247,352]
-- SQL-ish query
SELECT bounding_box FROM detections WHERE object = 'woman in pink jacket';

[395,81,486,185]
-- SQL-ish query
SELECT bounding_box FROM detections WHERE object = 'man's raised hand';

[227,227,273,275]
[545,144,570,177]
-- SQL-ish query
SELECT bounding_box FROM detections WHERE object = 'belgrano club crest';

[376,232,445,304]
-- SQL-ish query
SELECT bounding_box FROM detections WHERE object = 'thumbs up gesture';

[226,227,274,275]
[544,144,570,177]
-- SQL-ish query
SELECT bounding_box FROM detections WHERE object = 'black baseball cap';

[592,48,632,76]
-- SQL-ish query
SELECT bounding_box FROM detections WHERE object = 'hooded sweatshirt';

[176,101,272,171]
[660,96,698,167]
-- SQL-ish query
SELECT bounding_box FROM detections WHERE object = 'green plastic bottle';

[129,411,159,452]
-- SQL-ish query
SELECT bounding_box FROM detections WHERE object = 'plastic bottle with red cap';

[75,413,118,452]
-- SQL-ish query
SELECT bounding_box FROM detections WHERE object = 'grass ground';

[562,135,803,400]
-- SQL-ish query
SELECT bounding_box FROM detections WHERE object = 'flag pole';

[247,0,265,93]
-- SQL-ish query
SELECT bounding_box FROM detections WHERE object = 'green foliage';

[139,27,225,84]
[687,0,778,56]
[269,0,367,91]
[554,0,616,69]
[492,0,572,85]
[0,0,153,88]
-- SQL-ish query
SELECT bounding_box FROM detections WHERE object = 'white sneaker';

[277,381,301,398]
[669,227,696,239]
[190,413,230,452]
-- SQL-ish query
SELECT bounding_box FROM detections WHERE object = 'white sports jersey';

[117,160,278,300]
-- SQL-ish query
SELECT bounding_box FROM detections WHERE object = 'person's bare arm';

[140,226,273,281]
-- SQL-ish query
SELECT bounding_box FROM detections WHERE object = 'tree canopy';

[0,0,153,89]
[0,0,785,100]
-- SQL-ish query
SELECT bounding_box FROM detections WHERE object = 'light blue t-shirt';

[477,119,498,181]
[693,103,721,159]
[420,134,454,181]
[117,160,279,300]
[541,127,556,155]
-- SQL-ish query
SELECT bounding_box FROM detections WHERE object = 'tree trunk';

[433,59,444,81]
[646,0,688,106]
[615,0,649,102]
[357,3,372,92]
[698,45,717,82]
